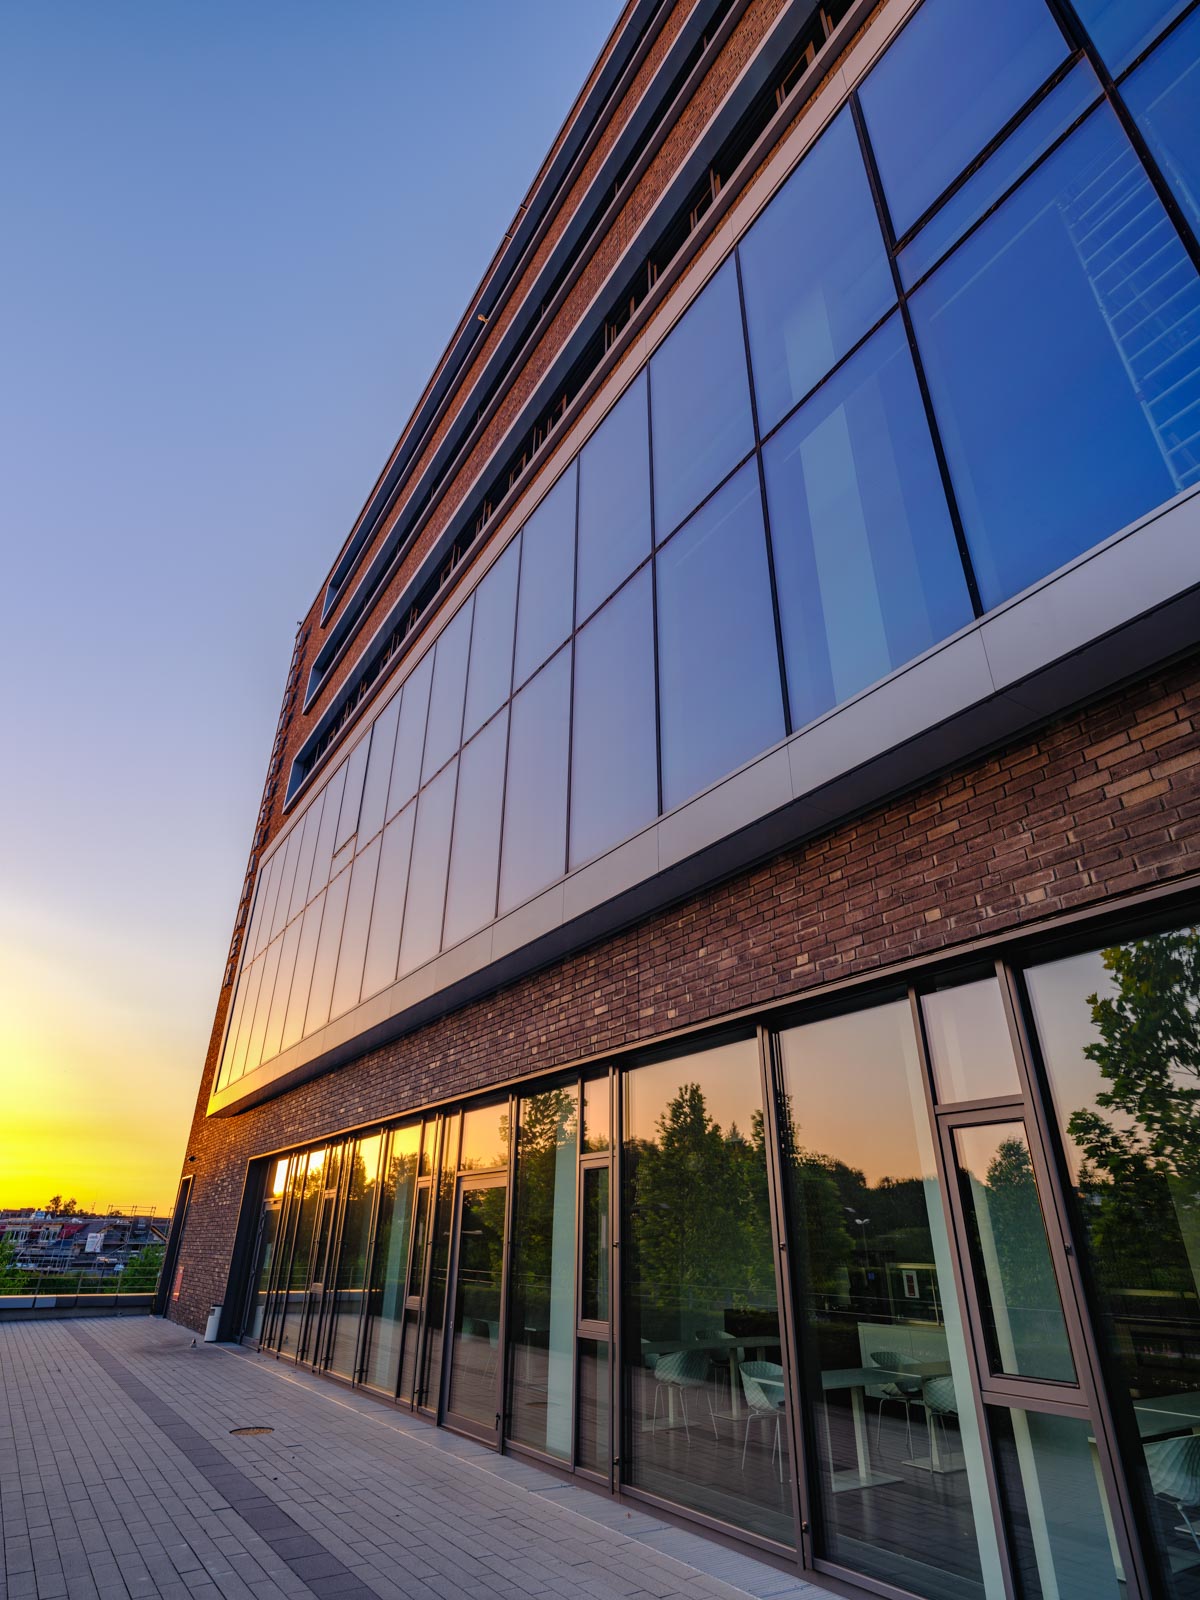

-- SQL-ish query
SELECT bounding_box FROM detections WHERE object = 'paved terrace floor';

[0,1317,824,1600]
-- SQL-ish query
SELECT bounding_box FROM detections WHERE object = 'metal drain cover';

[229,1426,274,1436]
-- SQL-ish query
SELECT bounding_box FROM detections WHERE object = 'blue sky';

[0,1,621,1210]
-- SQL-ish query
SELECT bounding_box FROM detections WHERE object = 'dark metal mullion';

[570,1075,585,1472]
[1050,0,1200,275]
[563,466,582,880]
[492,531,525,918]
[997,960,1157,1600]
[906,989,1019,1600]
[415,1113,449,1411]
[267,1156,304,1359]
[610,1065,623,1492]
[850,91,986,622]
[735,249,793,738]
[1114,0,1200,80]
[754,1025,810,1569]
[645,373,665,817]
[497,1093,520,1445]
[315,1144,355,1373]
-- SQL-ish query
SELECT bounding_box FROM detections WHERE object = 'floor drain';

[229,1426,274,1436]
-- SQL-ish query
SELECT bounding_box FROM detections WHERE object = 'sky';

[0,1,621,1215]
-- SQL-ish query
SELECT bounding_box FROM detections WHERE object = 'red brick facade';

[169,654,1200,1332]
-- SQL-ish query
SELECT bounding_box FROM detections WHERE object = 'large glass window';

[499,648,570,914]
[569,570,658,870]
[303,867,351,1034]
[442,711,508,949]
[513,467,576,688]
[1074,0,1191,74]
[387,653,433,822]
[306,760,347,911]
[576,373,651,621]
[280,892,324,1054]
[397,760,457,976]
[763,314,971,732]
[859,0,1069,236]
[333,734,370,856]
[360,1126,421,1396]
[912,105,1200,609]
[508,1086,579,1460]
[329,834,380,1021]
[650,258,755,539]
[360,803,414,1001]
[1027,931,1200,1599]
[778,1001,1002,1600]
[462,541,519,740]
[656,463,785,810]
[355,691,401,847]
[327,1133,382,1382]
[286,797,323,924]
[623,1038,791,1546]
[421,602,472,785]
[1125,8,1200,245]
[740,106,895,435]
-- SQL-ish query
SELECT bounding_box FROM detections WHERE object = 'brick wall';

[168,655,1200,1332]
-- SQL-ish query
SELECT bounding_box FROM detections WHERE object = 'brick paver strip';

[1,1317,823,1600]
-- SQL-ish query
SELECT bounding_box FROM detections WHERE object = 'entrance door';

[443,1174,508,1439]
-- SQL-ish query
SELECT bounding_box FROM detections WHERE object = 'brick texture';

[169,657,1200,1333]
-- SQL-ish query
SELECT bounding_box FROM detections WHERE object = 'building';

[166,2,1200,1596]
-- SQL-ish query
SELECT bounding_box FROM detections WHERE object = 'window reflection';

[912,105,1200,608]
[778,1002,1001,1600]
[623,1039,792,1546]
[859,0,1068,236]
[763,314,971,731]
[1074,0,1191,75]
[650,258,755,539]
[509,1087,579,1460]
[1027,932,1200,1599]
[576,373,651,621]
[327,1133,382,1382]
[656,463,784,810]
[360,1126,420,1396]
[1125,8,1200,241]
[462,540,519,740]
[443,711,507,949]
[514,466,576,688]
[740,106,894,434]
[569,571,658,870]
[499,648,570,913]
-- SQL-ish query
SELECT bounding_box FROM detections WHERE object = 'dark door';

[443,1175,508,1439]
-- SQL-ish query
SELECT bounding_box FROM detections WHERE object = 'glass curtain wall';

[622,1038,791,1546]
[508,1085,579,1459]
[219,0,1200,1097]
[1026,930,1200,1600]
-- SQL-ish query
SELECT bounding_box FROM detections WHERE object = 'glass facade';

[241,894,1200,1600]
[219,0,1200,1151]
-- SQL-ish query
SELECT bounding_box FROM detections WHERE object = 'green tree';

[1067,931,1200,1296]
[120,1245,165,1292]
[0,1233,27,1292]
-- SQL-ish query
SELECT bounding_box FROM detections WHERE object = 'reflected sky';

[0,1,620,1211]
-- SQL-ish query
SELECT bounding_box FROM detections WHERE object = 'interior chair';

[1146,1434,1200,1556]
[739,1360,785,1478]
[651,1347,718,1442]
[869,1349,921,1456]
[921,1373,959,1460]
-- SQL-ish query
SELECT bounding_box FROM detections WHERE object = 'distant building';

[168,3,1200,1597]
[1,1213,165,1276]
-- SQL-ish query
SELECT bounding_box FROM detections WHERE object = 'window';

[499,648,571,914]
[302,866,351,1034]
[763,313,971,732]
[576,373,652,621]
[859,0,1069,236]
[462,540,519,740]
[1125,7,1200,242]
[656,462,784,810]
[329,835,381,1021]
[360,803,415,1001]
[397,761,457,976]
[911,105,1199,608]
[739,105,895,434]
[1073,0,1191,74]
[355,692,401,846]
[569,570,658,870]
[649,258,755,539]
[513,466,576,688]
[420,602,472,784]
[442,711,508,948]
[386,653,433,823]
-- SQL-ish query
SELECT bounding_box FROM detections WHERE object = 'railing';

[0,1261,164,1317]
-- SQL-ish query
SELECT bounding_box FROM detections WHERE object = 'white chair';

[651,1347,718,1442]
[869,1348,921,1456]
[1146,1434,1200,1555]
[740,1361,785,1478]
